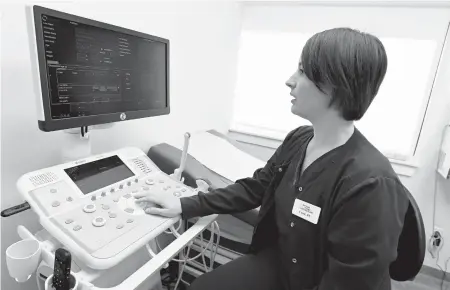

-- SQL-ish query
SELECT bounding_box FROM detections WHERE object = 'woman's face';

[285,63,332,121]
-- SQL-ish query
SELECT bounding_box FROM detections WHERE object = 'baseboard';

[419,265,450,282]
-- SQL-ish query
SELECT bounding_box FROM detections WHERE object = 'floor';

[392,272,450,290]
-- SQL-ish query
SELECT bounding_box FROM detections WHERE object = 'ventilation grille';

[29,172,58,186]
[131,158,152,174]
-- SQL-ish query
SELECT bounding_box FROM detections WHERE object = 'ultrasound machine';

[2,5,221,290]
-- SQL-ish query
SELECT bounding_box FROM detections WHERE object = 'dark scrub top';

[274,128,409,290]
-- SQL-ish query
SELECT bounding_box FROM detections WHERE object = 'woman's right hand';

[133,190,182,218]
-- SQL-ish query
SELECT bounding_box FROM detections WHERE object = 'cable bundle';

[147,220,221,290]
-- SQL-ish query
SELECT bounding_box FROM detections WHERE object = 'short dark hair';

[301,27,388,121]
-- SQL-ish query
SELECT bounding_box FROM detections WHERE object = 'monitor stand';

[61,124,115,163]
[61,127,92,163]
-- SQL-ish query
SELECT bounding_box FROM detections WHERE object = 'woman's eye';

[298,68,304,74]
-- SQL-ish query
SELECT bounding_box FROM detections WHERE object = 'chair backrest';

[389,188,426,281]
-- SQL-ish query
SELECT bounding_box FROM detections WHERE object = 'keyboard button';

[83,204,96,213]
[92,217,106,227]
[124,208,134,214]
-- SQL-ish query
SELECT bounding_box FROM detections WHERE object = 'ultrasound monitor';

[27,6,170,132]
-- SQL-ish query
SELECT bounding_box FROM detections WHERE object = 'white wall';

[407,20,450,271]
[0,1,242,289]
[0,10,3,290]
[231,3,450,273]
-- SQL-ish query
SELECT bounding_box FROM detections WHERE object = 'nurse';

[135,27,410,290]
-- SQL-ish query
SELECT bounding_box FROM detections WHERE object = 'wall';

[406,17,450,271]
[229,3,450,273]
[0,10,2,290]
[0,1,242,289]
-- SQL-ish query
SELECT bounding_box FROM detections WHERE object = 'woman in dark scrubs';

[135,27,410,290]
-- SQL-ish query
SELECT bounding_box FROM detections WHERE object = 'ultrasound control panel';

[17,147,196,270]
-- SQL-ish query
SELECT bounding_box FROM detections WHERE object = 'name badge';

[292,199,321,224]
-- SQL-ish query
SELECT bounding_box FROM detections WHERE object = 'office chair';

[389,187,426,281]
[148,132,426,282]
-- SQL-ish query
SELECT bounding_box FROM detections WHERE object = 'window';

[230,4,449,161]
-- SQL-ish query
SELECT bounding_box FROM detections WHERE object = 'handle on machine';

[1,202,31,217]
[172,132,191,182]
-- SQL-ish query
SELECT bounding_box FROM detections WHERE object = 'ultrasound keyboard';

[17,147,196,270]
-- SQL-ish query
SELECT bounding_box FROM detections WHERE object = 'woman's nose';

[286,78,295,89]
[286,73,297,88]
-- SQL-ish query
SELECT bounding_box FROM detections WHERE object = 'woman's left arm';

[316,177,410,290]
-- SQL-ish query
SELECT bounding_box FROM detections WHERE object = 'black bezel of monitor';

[32,5,170,132]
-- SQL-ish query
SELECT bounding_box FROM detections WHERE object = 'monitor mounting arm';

[61,127,92,163]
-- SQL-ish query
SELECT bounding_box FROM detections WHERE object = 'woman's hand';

[133,191,182,218]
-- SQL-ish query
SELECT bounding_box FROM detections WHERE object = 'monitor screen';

[64,155,134,194]
[31,6,170,131]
